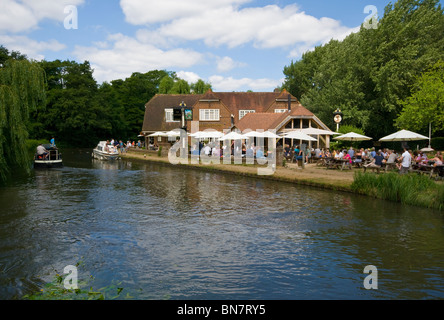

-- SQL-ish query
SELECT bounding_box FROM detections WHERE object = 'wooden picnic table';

[381,162,398,173]
[410,163,444,179]
[325,158,353,171]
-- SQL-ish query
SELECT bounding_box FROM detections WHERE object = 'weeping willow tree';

[0,59,46,182]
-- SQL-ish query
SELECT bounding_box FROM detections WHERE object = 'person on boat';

[50,137,55,147]
[36,144,49,159]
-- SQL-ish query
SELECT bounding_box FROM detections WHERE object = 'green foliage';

[283,0,444,140]
[158,74,175,94]
[159,74,212,94]
[30,60,170,146]
[191,79,212,94]
[395,61,444,135]
[351,171,444,210]
[0,58,46,182]
[23,261,133,300]
[170,79,190,94]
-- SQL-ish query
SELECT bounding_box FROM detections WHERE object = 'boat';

[92,141,120,160]
[34,144,63,169]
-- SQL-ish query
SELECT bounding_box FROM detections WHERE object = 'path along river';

[0,149,443,299]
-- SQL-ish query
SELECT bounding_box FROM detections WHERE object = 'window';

[275,109,287,113]
[239,110,255,120]
[165,109,179,122]
[199,109,220,121]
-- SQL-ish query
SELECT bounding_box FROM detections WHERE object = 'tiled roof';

[235,112,287,132]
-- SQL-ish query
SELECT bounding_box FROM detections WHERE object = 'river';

[0,149,443,300]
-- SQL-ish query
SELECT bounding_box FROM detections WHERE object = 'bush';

[351,172,444,211]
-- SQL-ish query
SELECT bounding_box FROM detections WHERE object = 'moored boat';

[92,141,120,160]
[34,144,63,169]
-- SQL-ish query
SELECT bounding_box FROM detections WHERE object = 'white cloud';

[123,2,357,51]
[120,0,250,25]
[0,34,66,60]
[0,0,84,33]
[73,33,203,83]
[176,71,201,83]
[216,56,246,73]
[209,75,282,92]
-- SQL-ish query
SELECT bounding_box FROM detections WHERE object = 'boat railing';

[35,149,62,161]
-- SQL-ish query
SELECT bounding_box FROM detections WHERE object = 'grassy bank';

[351,172,444,211]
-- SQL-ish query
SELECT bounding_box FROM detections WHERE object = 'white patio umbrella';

[379,129,429,142]
[282,131,317,141]
[190,130,224,139]
[294,128,340,135]
[220,131,245,140]
[334,132,372,141]
[165,129,184,137]
[420,147,434,153]
[243,131,280,139]
[148,131,167,137]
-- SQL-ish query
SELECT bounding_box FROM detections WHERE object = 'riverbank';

[121,150,356,193]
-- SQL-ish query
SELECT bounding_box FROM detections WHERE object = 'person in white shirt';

[398,147,412,174]
[36,144,49,159]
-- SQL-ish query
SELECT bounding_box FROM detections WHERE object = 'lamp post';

[180,101,187,132]
[333,108,343,132]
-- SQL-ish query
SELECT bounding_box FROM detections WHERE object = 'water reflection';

[0,150,443,299]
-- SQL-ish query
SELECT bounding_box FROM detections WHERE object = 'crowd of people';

[299,145,443,174]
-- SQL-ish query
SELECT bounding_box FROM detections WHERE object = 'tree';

[107,70,170,138]
[32,60,110,146]
[395,61,444,135]
[191,79,212,94]
[170,79,190,94]
[282,0,444,140]
[0,59,46,181]
[158,75,175,94]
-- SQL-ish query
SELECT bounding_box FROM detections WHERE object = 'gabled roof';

[288,104,314,117]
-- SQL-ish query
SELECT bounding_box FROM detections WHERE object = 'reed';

[351,172,444,211]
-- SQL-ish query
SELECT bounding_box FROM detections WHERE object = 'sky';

[0,0,441,92]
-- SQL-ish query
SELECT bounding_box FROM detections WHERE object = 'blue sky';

[0,0,441,91]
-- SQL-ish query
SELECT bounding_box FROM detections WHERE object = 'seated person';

[256,148,265,158]
[284,145,291,158]
[343,152,352,164]
[431,155,443,166]
[293,146,300,159]
[382,150,398,170]
[246,147,254,159]
[364,151,384,172]
[354,150,362,164]
[36,144,49,159]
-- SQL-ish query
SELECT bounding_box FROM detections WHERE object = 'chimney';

[288,94,291,112]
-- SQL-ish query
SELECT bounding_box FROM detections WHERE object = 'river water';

[0,149,443,300]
